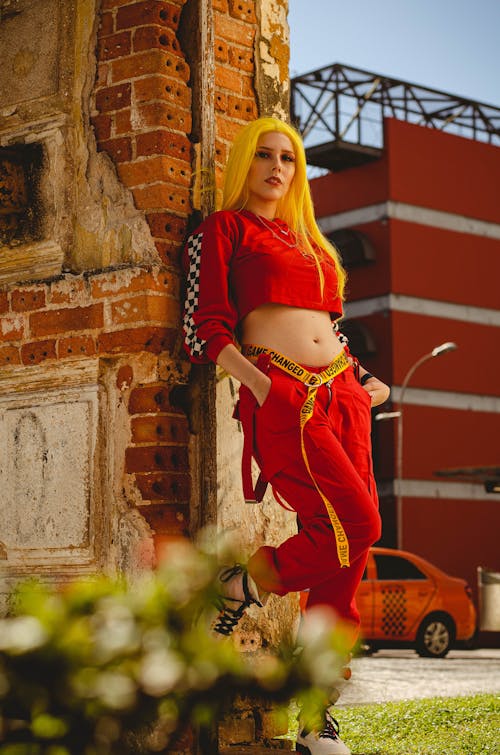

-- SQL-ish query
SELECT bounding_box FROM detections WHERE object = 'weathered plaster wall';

[1,0,295,747]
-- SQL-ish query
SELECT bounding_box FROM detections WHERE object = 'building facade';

[310,117,500,617]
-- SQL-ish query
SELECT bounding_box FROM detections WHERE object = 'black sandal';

[213,564,262,636]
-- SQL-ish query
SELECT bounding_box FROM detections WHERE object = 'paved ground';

[336,647,500,707]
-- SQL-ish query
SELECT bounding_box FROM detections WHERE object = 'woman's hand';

[362,376,391,407]
[253,373,272,407]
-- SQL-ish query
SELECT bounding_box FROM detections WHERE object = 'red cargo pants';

[238,352,381,634]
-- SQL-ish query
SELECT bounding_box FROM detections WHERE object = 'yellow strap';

[243,344,349,386]
[243,344,351,568]
[300,384,350,568]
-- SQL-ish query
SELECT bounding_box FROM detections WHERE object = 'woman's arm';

[358,366,391,407]
[217,344,272,407]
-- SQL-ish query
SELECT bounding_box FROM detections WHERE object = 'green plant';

[0,539,347,754]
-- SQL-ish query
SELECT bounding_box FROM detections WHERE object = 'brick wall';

[88,0,263,546]
[0,266,190,543]
[93,0,193,266]
[1,0,281,551]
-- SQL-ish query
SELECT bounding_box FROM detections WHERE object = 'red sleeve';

[182,211,240,364]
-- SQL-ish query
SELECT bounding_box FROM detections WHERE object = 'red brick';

[11,286,46,312]
[114,109,133,135]
[30,304,104,338]
[134,471,190,502]
[229,0,256,23]
[109,293,178,326]
[98,326,177,354]
[111,50,188,82]
[0,315,25,342]
[0,344,21,366]
[227,94,257,120]
[241,74,256,98]
[146,211,187,241]
[141,504,189,535]
[133,75,191,108]
[49,277,88,306]
[215,13,255,46]
[154,240,182,266]
[116,1,181,31]
[135,101,191,132]
[136,130,191,160]
[118,155,190,187]
[21,339,57,365]
[215,64,243,94]
[95,62,110,88]
[132,26,182,55]
[98,30,131,60]
[130,414,189,443]
[132,183,190,214]
[57,335,97,359]
[129,384,181,414]
[215,37,229,63]
[98,11,114,36]
[228,45,255,72]
[117,364,134,390]
[215,113,246,143]
[125,445,189,473]
[90,268,174,298]
[95,83,131,113]
[0,292,8,314]
[98,136,133,162]
[92,113,112,141]
[215,92,228,113]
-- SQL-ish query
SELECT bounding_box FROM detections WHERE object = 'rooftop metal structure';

[291,63,500,172]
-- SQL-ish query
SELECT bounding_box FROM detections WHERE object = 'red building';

[294,66,500,624]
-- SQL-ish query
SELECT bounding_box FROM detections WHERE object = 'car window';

[374,555,427,580]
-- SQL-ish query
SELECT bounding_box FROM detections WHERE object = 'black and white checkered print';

[333,320,349,347]
[183,231,207,358]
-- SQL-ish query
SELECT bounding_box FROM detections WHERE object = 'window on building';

[338,319,377,359]
[327,228,375,268]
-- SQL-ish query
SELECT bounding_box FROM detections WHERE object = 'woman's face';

[245,131,296,219]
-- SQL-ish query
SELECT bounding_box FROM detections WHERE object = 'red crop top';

[182,209,343,364]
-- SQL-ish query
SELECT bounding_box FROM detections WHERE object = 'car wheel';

[416,613,455,658]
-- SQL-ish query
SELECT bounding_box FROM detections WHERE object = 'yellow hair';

[221,116,346,300]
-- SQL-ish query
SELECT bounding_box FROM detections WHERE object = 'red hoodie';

[183,209,343,364]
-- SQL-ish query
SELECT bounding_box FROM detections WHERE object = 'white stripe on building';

[344,294,500,327]
[319,201,500,240]
[388,386,500,413]
[377,479,500,500]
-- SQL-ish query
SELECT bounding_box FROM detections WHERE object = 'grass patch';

[331,694,500,755]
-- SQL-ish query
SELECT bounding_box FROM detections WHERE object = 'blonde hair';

[221,117,346,299]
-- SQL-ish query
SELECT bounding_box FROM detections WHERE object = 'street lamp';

[396,341,458,548]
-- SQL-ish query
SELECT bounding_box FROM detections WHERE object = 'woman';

[183,117,390,755]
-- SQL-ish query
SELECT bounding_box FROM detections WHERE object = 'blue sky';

[288,0,500,107]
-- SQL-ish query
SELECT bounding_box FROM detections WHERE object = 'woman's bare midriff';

[241,303,344,367]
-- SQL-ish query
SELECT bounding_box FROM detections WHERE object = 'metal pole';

[396,342,457,549]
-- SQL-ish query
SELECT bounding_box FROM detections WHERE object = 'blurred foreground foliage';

[0,539,346,754]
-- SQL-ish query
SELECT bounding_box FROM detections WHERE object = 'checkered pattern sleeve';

[182,212,239,364]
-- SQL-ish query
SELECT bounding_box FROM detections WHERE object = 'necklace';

[252,212,299,249]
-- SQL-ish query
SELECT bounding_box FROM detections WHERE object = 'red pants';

[239,359,381,635]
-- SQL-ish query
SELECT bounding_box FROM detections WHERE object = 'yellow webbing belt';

[243,345,351,568]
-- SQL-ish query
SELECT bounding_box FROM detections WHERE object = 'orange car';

[355,547,477,658]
